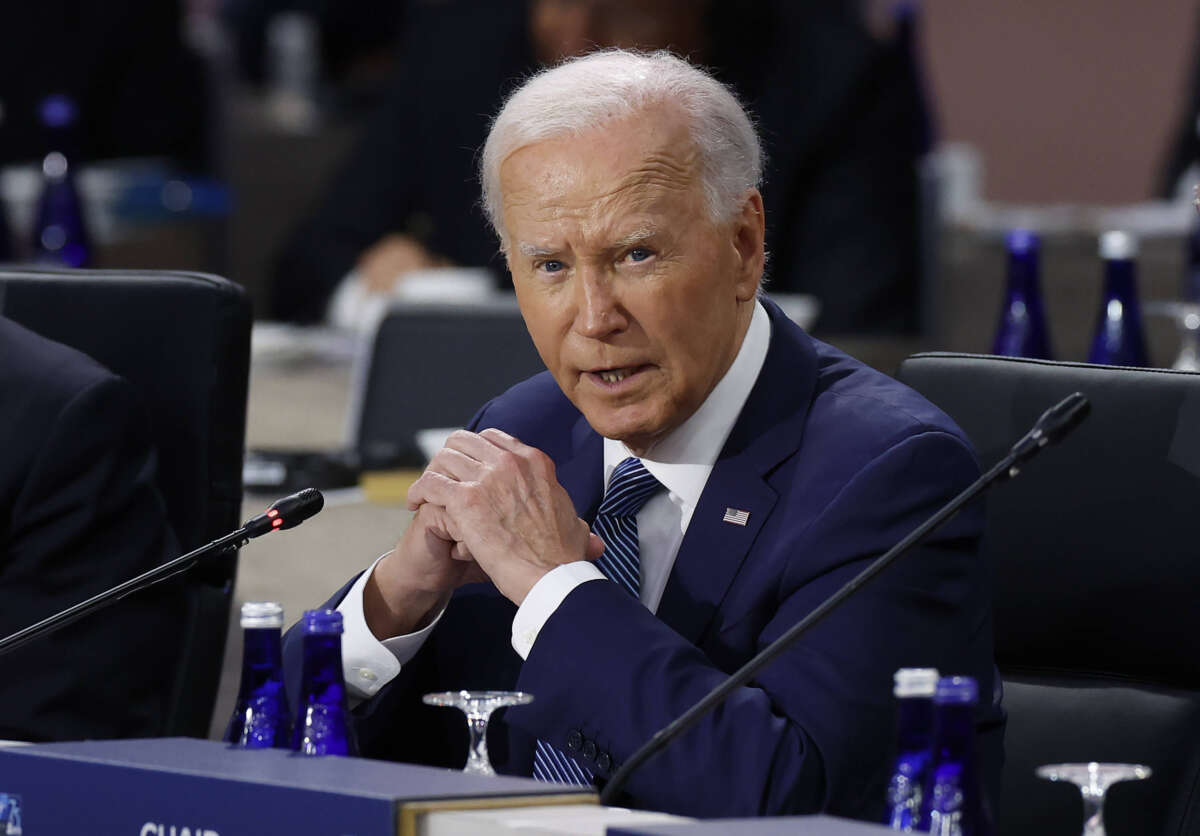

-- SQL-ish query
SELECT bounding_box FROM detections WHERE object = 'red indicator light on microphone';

[267,509,279,518]
[272,517,283,528]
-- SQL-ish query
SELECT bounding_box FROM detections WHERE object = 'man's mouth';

[587,365,649,386]
[599,368,635,383]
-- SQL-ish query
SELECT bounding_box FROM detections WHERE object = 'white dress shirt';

[338,299,771,698]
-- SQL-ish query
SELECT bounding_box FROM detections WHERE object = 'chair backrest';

[897,352,1200,836]
[0,268,251,737]
[351,301,545,467]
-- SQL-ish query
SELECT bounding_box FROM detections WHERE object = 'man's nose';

[573,270,626,338]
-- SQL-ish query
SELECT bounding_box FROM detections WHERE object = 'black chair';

[0,267,251,737]
[352,301,545,467]
[897,353,1200,836]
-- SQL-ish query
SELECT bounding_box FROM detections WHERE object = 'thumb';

[585,532,606,561]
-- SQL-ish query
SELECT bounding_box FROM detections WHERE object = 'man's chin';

[580,409,667,455]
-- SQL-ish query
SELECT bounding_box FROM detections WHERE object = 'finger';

[412,502,455,542]
[425,445,487,483]
[442,429,511,465]
[451,540,474,562]
[407,470,459,510]
[586,532,606,561]
[478,428,557,482]
[477,427,528,453]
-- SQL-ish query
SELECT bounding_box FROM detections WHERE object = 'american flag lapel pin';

[722,507,750,526]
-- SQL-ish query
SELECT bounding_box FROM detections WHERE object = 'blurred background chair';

[897,352,1200,835]
[350,301,545,468]
[0,268,251,737]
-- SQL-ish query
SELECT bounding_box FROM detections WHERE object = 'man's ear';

[731,189,765,301]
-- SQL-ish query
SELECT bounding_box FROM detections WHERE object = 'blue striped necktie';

[531,456,662,786]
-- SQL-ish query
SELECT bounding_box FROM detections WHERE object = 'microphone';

[598,393,1090,805]
[0,489,325,657]
[1006,391,1089,474]
[241,487,325,537]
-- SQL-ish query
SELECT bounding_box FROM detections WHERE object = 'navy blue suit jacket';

[290,299,1001,820]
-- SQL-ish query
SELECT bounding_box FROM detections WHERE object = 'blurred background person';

[268,0,931,335]
[0,315,185,742]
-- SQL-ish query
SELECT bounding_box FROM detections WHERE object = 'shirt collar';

[603,299,771,513]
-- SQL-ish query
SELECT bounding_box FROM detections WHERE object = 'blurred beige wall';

[924,0,1197,203]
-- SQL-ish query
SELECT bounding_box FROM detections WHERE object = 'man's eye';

[627,247,653,263]
[539,260,565,273]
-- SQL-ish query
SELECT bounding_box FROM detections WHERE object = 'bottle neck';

[932,702,975,763]
[243,627,283,666]
[895,697,935,755]
[298,632,346,706]
[1005,251,1041,299]
[236,627,285,698]
[1102,258,1139,303]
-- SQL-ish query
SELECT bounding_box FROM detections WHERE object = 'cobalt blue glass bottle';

[31,95,92,267]
[1087,231,1149,367]
[293,608,356,756]
[885,668,939,832]
[923,676,991,836]
[224,602,291,749]
[0,791,21,835]
[991,229,1052,359]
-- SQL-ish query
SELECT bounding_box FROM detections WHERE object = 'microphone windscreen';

[1041,391,1090,444]
[268,488,325,530]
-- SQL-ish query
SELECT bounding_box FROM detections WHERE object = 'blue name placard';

[0,738,593,836]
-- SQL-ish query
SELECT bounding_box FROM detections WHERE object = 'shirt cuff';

[337,553,446,699]
[511,562,606,659]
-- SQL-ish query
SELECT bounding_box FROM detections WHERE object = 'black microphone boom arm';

[598,393,1089,805]
[0,489,325,658]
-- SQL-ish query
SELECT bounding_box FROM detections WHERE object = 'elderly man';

[286,50,1001,820]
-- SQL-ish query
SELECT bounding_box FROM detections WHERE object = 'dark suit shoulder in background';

[0,316,185,742]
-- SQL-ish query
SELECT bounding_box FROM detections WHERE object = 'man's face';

[499,106,764,455]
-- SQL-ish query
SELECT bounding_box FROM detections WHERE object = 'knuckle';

[458,480,483,506]
[531,449,555,477]
[496,449,521,472]
[447,429,475,446]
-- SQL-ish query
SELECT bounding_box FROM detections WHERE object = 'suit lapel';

[657,455,777,644]
[554,413,604,521]
[656,297,819,646]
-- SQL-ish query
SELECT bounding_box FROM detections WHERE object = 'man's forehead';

[502,105,697,191]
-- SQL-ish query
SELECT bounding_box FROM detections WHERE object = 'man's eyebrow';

[517,242,557,257]
[613,227,657,249]
[516,227,658,258]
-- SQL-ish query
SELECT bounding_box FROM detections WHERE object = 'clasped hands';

[363,428,604,639]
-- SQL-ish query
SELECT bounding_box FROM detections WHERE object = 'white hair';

[479,49,763,239]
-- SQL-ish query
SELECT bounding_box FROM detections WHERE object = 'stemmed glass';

[1036,762,1151,836]
[423,690,533,775]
